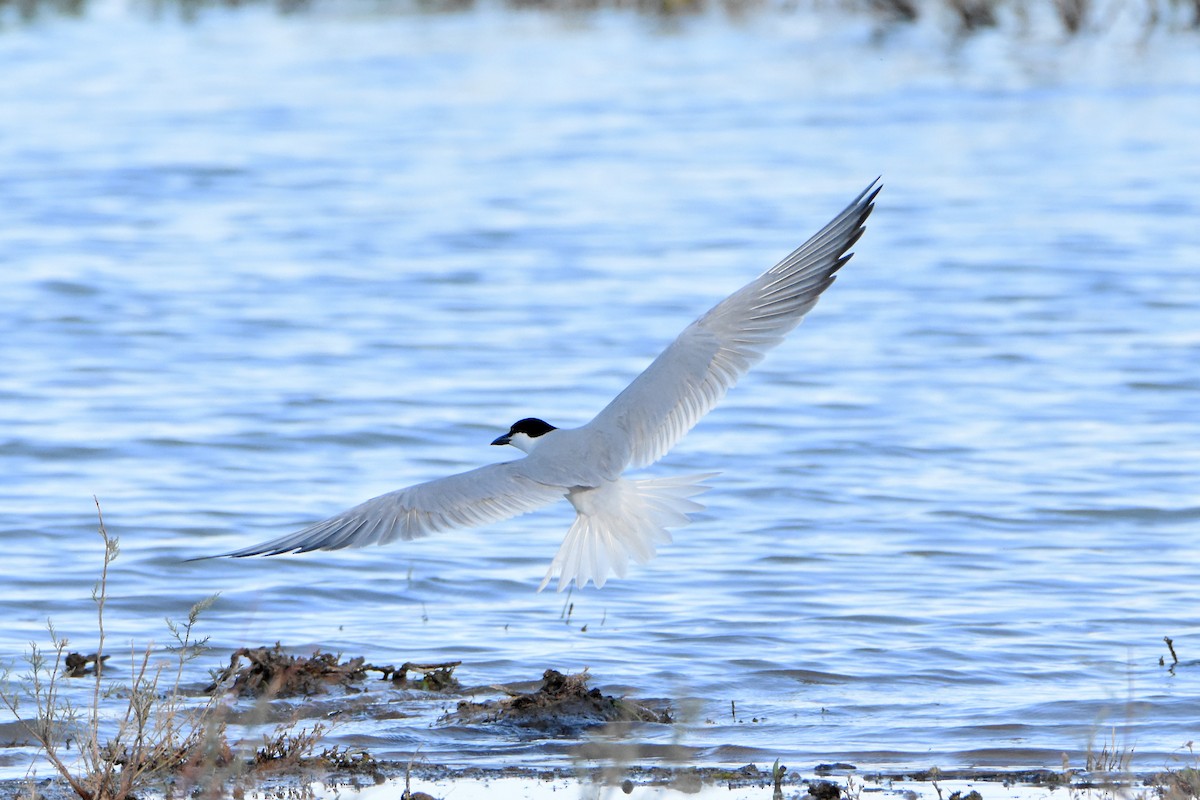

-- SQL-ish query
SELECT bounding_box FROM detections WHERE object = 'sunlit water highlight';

[1,2,1199,783]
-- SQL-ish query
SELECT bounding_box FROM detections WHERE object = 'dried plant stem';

[1,498,227,800]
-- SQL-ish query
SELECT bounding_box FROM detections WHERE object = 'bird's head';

[491,417,557,453]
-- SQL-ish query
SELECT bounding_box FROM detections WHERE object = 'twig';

[90,496,113,781]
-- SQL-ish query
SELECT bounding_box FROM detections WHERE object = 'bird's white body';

[211,181,880,591]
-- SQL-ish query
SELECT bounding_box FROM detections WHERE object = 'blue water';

[2,2,1200,782]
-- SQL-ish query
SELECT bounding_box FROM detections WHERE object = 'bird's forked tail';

[539,473,718,592]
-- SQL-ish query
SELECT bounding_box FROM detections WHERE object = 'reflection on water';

[1,1,1199,783]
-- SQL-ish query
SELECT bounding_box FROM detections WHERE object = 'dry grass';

[1163,768,1200,800]
[1085,727,1134,774]
[0,499,330,800]
[0,501,227,799]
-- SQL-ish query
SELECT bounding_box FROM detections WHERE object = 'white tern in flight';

[208,180,879,591]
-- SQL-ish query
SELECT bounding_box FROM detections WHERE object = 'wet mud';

[448,669,671,732]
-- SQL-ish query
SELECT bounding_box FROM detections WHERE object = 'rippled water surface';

[2,2,1200,781]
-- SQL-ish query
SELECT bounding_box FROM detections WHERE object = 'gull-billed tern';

[209,181,879,591]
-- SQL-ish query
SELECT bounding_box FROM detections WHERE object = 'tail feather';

[539,473,717,592]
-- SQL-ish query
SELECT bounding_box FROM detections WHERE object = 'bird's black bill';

[491,434,511,446]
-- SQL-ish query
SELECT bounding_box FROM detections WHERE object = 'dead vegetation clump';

[253,720,331,767]
[1157,768,1200,800]
[208,645,461,698]
[209,645,371,698]
[449,669,671,732]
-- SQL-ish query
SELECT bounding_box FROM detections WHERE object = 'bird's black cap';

[491,417,557,445]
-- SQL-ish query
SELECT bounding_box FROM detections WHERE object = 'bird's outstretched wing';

[212,461,566,557]
[588,179,880,470]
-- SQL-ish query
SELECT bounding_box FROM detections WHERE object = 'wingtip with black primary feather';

[766,177,880,284]
[835,177,881,271]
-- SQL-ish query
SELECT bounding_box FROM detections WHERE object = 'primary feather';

[588,180,877,469]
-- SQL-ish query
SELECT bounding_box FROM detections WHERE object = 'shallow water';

[2,0,1200,783]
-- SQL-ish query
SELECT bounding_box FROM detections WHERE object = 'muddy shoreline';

[316,760,1175,789]
[1,763,1168,800]
[3,649,1189,800]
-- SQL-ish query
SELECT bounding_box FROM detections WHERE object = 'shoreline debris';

[449,669,671,732]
